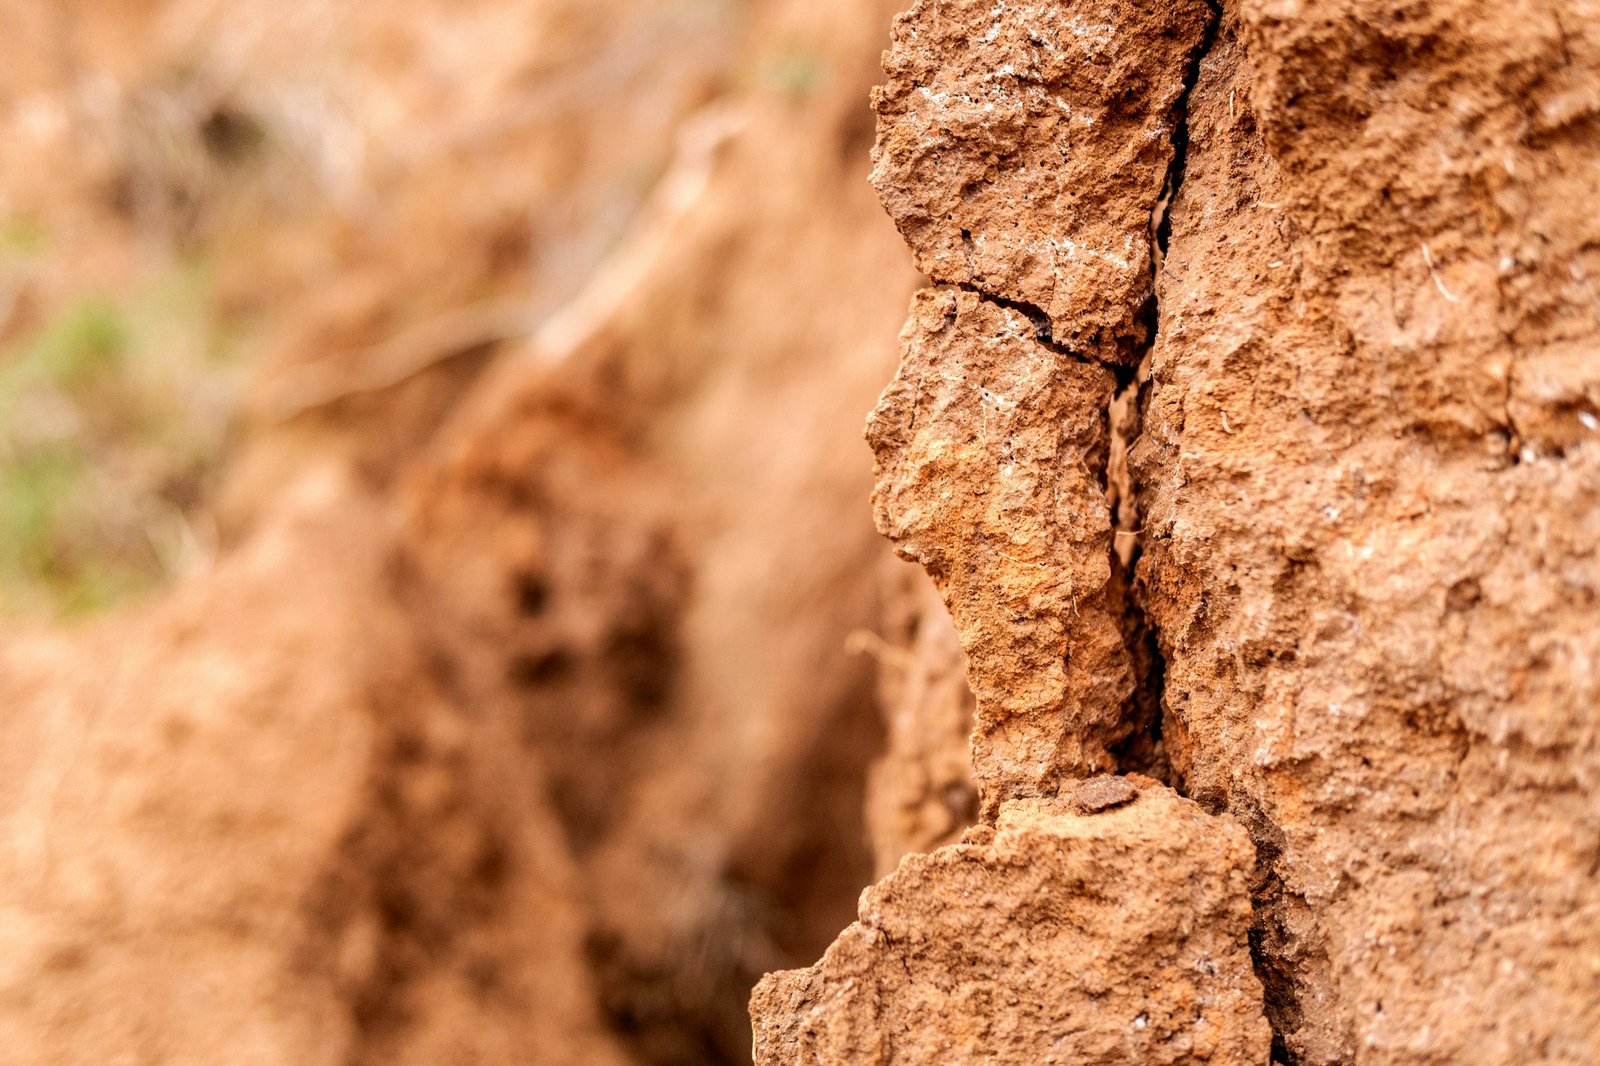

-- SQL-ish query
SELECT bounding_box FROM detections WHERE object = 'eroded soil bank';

[754,0,1600,1063]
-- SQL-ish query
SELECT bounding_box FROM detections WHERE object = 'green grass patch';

[0,259,248,621]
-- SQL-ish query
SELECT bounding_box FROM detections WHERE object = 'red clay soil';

[753,1,1600,1064]
[0,0,1597,1064]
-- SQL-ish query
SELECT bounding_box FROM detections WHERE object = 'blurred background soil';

[0,1,951,1062]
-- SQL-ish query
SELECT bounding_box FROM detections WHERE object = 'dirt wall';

[1,0,1597,1063]
[753,1,1600,1063]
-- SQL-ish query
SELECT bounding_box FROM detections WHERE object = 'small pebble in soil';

[1072,775,1139,813]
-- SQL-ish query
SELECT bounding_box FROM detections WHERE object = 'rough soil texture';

[757,0,1600,1064]
[869,0,1211,362]
[868,288,1128,810]
[1135,4,1600,1061]
[864,0,1215,815]
[751,782,1269,1065]
[3,0,1599,1063]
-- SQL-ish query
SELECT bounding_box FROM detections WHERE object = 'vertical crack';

[1122,7,1305,1061]
[1107,0,1220,785]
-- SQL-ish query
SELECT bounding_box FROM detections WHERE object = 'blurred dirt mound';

[0,0,920,1063]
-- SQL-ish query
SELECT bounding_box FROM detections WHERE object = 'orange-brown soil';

[2,1,1598,1064]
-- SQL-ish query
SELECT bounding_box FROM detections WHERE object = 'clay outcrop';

[756,0,1600,1063]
